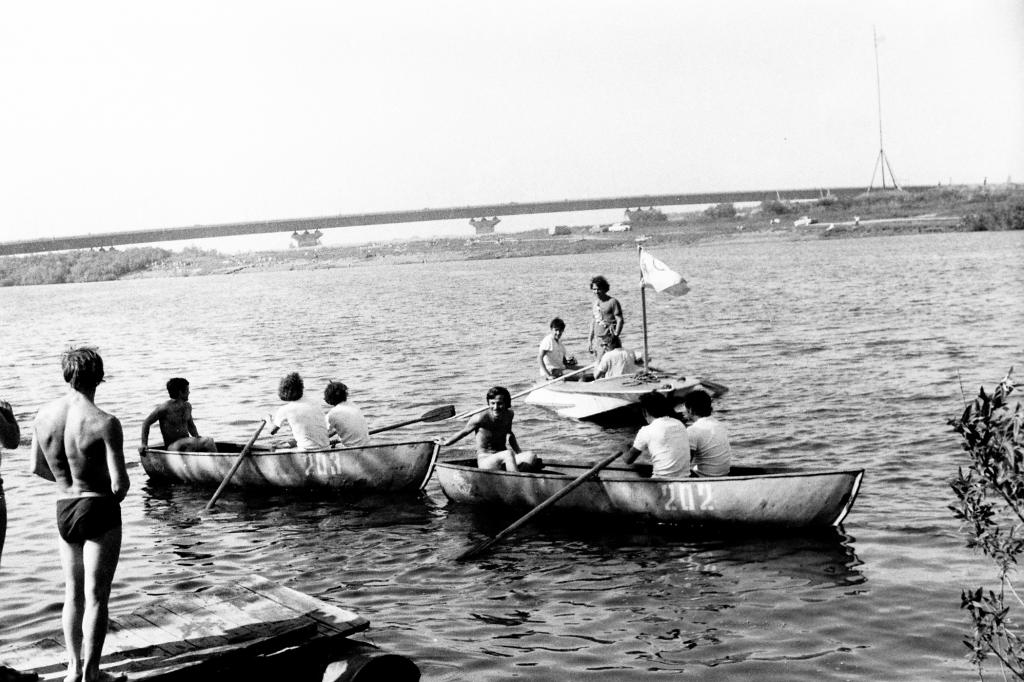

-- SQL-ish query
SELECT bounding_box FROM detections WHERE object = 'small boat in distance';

[141,440,440,492]
[527,245,728,425]
[437,459,863,529]
[524,371,728,425]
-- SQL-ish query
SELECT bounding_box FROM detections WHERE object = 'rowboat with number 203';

[436,459,864,528]
[140,440,441,492]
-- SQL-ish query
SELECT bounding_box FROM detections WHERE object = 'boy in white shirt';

[324,380,370,447]
[267,372,330,450]
[625,392,689,478]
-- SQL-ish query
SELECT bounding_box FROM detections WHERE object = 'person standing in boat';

[587,275,623,361]
[0,398,21,569]
[593,335,639,379]
[679,390,732,477]
[266,372,330,450]
[28,347,130,682]
[138,378,217,453]
[624,392,690,478]
[537,317,578,379]
[443,386,540,472]
[323,380,370,447]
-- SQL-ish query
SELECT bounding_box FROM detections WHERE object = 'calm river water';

[1,231,1022,680]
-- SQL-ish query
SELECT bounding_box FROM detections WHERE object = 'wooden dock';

[0,576,417,681]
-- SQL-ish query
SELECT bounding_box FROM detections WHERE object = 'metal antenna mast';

[868,26,901,192]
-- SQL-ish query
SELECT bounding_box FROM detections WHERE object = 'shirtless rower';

[30,347,129,682]
[587,275,624,361]
[139,377,216,453]
[444,386,539,472]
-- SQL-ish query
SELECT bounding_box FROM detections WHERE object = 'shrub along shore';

[2,184,1021,287]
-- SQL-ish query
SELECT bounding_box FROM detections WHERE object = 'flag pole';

[637,244,650,369]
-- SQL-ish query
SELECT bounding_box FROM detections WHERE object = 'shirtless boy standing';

[587,275,624,360]
[30,347,130,682]
[444,386,539,472]
[139,378,216,453]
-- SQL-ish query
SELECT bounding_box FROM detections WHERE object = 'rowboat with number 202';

[436,459,863,528]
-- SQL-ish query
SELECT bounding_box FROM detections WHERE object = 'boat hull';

[437,459,863,528]
[523,372,728,424]
[141,440,440,492]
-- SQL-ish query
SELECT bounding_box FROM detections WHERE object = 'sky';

[1,0,1022,251]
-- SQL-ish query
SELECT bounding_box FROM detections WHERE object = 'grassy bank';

[2,184,1021,286]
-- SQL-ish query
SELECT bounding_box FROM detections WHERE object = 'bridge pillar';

[469,217,500,235]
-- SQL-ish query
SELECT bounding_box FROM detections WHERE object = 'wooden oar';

[455,449,624,561]
[204,420,266,511]
[368,405,456,435]
[451,363,595,421]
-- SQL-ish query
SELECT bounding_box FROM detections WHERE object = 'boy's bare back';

[33,393,126,500]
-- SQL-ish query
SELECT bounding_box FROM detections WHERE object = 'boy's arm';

[28,424,55,481]
[0,401,19,448]
[444,415,480,447]
[187,411,200,438]
[139,405,162,450]
[507,431,521,454]
[624,446,643,466]
[104,417,130,502]
[612,301,624,336]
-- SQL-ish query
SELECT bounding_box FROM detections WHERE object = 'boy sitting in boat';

[444,386,541,472]
[537,317,578,379]
[139,377,217,453]
[324,380,370,447]
[593,335,639,379]
[267,372,330,450]
[679,390,732,476]
[624,392,690,478]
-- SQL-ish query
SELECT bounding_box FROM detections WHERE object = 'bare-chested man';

[444,386,539,472]
[587,275,624,361]
[30,347,129,682]
[139,377,216,453]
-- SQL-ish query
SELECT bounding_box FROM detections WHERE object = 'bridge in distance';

[0,185,919,256]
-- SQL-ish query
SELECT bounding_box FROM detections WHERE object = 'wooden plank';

[0,638,65,677]
[121,621,317,681]
[131,604,233,649]
[103,614,191,656]
[238,576,368,636]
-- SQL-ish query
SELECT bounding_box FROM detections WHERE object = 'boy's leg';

[80,526,121,682]
[58,539,85,682]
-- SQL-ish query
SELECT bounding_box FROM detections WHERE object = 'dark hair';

[549,317,565,331]
[486,386,511,403]
[590,275,610,293]
[166,377,189,398]
[638,391,672,419]
[62,347,104,391]
[681,390,713,417]
[278,372,304,401]
[324,381,349,405]
[603,335,622,349]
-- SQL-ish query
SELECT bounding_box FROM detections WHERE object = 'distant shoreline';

[3,184,1021,286]
[122,214,969,279]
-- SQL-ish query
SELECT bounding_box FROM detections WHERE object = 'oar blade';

[421,404,456,422]
[455,537,497,562]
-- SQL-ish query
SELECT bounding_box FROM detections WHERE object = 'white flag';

[639,248,689,296]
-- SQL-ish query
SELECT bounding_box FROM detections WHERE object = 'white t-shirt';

[596,347,637,378]
[272,398,330,450]
[632,416,690,478]
[687,416,732,476]
[538,333,568,375]
[326,402,371,447]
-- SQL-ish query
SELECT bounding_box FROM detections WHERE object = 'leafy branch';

[951,368,1024,678]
